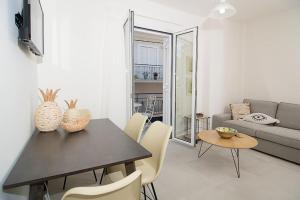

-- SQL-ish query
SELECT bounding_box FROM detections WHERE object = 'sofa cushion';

[223,120,266,137]
[256,126,300,150]
[230,103,250,120]
[276,102,300,130]
[243,99,278,118]
[243,113,279,125]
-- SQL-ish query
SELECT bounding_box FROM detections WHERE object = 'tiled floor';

[49,141,300,200]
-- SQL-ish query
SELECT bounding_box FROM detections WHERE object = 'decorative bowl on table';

[216,127,237,139]
[61,99,91,133]
[61,116,90,133]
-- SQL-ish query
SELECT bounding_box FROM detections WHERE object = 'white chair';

[107,121,172,200]
[62,170,142,200]
[124,113,148,143]
[99,113,147,184]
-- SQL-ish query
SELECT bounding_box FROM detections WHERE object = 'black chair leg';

[99,168,106,185]
[143,185,146,200]
[63,176,67,190]
[151,182,158,200]
[93,170,97,182]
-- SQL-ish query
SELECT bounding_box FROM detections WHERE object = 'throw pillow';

[230,103,250,120]
[243,113,280,125]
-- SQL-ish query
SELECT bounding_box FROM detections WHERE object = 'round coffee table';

[197,130,258,178]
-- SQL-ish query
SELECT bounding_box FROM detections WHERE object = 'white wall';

[197,19,244,116]
[37,0,247,126]
[38,0,203,128]
[0,0,37,199]
[242,6,300,104]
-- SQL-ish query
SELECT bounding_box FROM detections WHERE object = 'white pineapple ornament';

[35,89,62,132]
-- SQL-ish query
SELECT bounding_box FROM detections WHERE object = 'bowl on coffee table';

[216,127,237,139]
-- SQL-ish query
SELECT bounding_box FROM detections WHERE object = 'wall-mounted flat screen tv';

[15,0,44,56]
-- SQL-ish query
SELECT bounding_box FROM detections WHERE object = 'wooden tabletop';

[3,119,152,189]
[197,130,258,149]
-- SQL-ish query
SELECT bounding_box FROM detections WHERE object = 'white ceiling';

[148,0,300,22]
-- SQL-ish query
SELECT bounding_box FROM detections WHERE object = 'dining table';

[2,118,152,200]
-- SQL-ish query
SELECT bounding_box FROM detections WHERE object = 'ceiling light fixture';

[210,0,236,19]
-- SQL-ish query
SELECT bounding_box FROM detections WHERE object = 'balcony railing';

[134,93,163,117]
[134,64,163,81]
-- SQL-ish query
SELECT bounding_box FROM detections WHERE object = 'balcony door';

[132,27,172,125]
[172,27,198,146]
[124,11,198,141]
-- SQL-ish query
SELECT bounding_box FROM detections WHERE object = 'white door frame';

[172,27,198,146]
[162,35,172,125]
[124,10,135,121]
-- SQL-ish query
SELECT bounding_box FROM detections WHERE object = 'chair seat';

[107,159,156,185]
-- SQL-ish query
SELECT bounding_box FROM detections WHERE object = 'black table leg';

[230,148,240,178]
[29,183,45,200]
[125,161,136,175]
[198,140,214,158]
[63,176,67,190]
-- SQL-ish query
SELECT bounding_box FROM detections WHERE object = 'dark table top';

[3,119,151,189]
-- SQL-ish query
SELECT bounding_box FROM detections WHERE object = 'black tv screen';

[16,0,44,56]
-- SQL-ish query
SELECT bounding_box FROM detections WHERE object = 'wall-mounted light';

[210,0,236,19]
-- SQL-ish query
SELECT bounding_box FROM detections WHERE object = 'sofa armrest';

[212,113,232,129]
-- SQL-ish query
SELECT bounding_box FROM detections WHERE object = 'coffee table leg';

[198,140,214,158]
[125,161,136,175]
[230,149,240,178]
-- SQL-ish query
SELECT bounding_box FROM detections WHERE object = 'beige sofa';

[212,99,300,164]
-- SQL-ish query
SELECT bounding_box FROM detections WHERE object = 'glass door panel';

[172,28,198,146]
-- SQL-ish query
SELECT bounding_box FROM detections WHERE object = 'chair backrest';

[124,113,147,143]
[62,170,142,200]
[140,121,172,181]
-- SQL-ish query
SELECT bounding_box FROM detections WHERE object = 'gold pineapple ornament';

[35,89,63,132]
[61,99,91,133]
